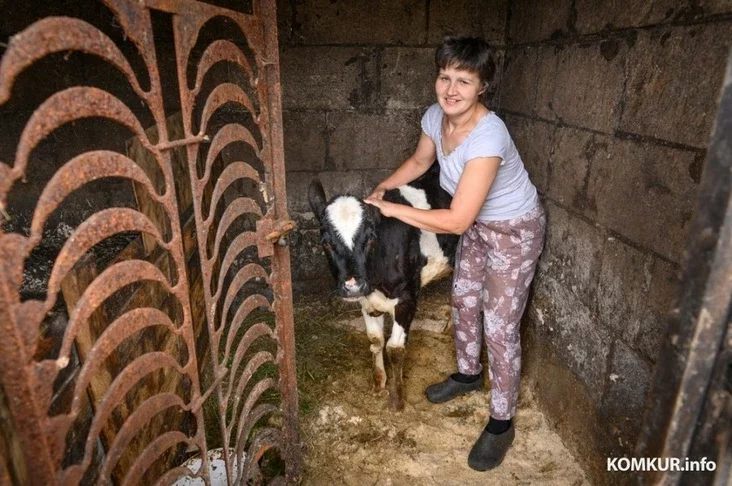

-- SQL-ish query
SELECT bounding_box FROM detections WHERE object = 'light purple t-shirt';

[421,103,538,221]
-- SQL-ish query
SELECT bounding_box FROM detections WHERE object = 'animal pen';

[0,1,730,485]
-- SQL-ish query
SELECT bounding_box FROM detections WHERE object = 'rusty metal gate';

[0,0,300,484]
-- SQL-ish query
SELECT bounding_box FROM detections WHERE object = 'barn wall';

[503,1,732,483]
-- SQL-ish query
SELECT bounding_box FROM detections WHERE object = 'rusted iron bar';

[190,369,228,414]
[0,274,57,484]
[254,0,303,482]
[156,134,210,151]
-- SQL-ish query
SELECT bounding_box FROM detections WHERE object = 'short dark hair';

[435,36,496,92]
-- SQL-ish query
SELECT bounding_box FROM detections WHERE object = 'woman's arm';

[365,156,501,234]
[367,132,437,199]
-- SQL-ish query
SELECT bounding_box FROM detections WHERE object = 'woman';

[364,36,546,471]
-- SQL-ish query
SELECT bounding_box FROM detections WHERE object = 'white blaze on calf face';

[325,196,363,250]
[398,186,450,286]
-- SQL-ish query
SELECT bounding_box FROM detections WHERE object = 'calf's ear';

[308,179,327,221]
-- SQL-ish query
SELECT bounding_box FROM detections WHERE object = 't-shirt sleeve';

[464,122,509,165]
[420,103,441,142]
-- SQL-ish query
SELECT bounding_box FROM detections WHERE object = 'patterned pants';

[452,203,546,420]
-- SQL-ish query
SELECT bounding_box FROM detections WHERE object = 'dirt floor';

[293,284,589,485]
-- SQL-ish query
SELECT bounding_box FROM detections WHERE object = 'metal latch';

[256,217,297,258]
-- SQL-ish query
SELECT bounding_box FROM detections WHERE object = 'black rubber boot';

[425,373,483,403]
[467,422,515,471]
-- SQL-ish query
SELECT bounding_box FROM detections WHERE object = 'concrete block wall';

[277,0,509,289]
[502,1,732,483]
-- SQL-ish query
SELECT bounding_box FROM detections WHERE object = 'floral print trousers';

[451,203,546,420]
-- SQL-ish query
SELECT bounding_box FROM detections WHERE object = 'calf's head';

[308,179,378,300]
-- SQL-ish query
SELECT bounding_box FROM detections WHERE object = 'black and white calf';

[308,163,459,410]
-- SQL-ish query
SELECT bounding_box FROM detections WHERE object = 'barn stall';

[0,0,729,485]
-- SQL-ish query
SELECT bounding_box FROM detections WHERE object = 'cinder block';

[328,110,422,170]
[286,170,317,214]
[531,273,612,403]
[362,169,400,196]
[576,0,732,35]
[381,48,436,110]
[288,227,329,283]
[508,0,572,44]
[587,138,699,262]
[280,46,378,111]
[575,0,676,34]
[287,170,365,213]
[287,206,330,285]
[534,45,558,119]
[600,340,652,449]
[500,46,539,115]
[548,126,600,216]
[317,170,367,200]
[703,1,732,16]
[596,238,678,363]
[522,318,620,477]
[287,169,386,215]
[634,257,677,362]
[291,211,321,232]
[620,24,732,147]
[427,0,508,44]
[596,240,653,345]
[294,0,426,45]
[503,114,554,193]
[283,111,327,171]
[276,0,293,46]
[537,202,604,302]
[536,41,626,133]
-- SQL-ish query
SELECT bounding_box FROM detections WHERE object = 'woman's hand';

[364,197,399,218]
[366,185,387,200]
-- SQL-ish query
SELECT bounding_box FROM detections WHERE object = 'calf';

[308,163,459,410]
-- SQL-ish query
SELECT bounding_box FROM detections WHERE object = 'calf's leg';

[362,306,386,392]
[386,299,416,411]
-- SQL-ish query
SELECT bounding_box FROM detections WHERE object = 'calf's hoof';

[388,390,405,411]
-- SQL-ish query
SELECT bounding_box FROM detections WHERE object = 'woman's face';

[435,65,485,116]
